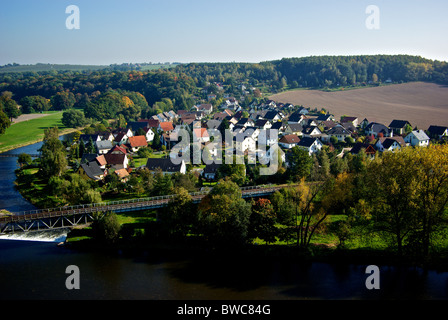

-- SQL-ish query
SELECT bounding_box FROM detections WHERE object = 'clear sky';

[0,0,447,65]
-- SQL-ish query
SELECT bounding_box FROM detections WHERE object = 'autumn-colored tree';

[249,198,278,244]
[198,178,251,245]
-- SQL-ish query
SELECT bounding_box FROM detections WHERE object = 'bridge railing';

[1,183,283,222]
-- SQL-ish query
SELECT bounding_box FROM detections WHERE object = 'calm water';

[1,139,448,300]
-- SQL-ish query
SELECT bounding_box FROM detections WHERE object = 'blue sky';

[0,0,447,65]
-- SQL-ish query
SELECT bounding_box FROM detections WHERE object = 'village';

[75,88,448,185]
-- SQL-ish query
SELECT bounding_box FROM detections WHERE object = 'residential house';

[375,136,406,152]
[158,121,174,133]
[302,126,322,138]
[143,127,155,142]
[257,129,279,147]
[114,168,130,182]
[78,161,107,181]
[254,119,272,130]
[326,126,351,142]
[244,127,260,140]
[297,106,309,115]
[108,145,127,155]
[146,158,186,175]
[279,134,301,149]
[95,154,107,169]
[301,118,319,128]
[236,118,255,128]
[365,122,393,138]
[297,137,323,155]
[79,134,101,145]
[427,125,448,140]
[263,110,282,122]
[287,111,305,124]
[285,123,303,136]
[193,127,210,143]
[128,135,148,152]
[388,120,411,135]
[404,130,430,147]
[349,142,376,158]
[316,114,335,122]
[104,153,129,169]
[271,121,288,134]
[235,133,256,154]
[95,140,113,154]
[341,116,359,128]
[360,118,370,129]
[114,131,130,145]
[196,103,213,114]
[202,163,221,180]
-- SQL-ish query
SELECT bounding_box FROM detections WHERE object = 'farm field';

[270,82,448,129]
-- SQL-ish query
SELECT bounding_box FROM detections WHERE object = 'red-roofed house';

[158,121,174,133]
[193,128,210,143]
[128,135,148,152]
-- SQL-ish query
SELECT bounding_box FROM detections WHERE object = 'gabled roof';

[288,111,304,123]
[159,122,174,132]
[146,158,183,172]
[288,123,303,132]
[327,126,350,135]
[96,155,107,166]
[115,168,130,179]
[341,116,358,123]
[377,136,406,149]
[279,134,301,144]
[388,120,411,129]
[95,140,113,150]
[407,129,430,141]
[428,125,448,135]
[108,145,127,154]
[128,135,148,148]
[365,122,391,134]
[80,161,104,180]
[255,119,270,127]
[264,110,280,120]
[193,127,209,138]
[271,122,285,130]
[297,137,320,148]
[104,153,127,165]
[350,143,376,155]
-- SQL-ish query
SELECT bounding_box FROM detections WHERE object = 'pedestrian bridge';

[0,184,289,234]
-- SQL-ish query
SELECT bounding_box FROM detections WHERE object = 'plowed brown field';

[269,82,448,129]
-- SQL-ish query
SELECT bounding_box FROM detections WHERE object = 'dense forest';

[1,55,448,133]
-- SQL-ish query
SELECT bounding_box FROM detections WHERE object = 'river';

[1,138,448,301]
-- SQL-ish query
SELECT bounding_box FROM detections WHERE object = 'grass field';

[270,82,448,129]
[0,112,77,153]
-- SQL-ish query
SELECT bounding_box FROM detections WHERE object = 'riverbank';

[0,112,83,153]
[63,225,448,273]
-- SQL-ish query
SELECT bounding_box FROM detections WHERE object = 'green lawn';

[0,112,75,153]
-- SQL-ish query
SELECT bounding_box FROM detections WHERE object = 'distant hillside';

[0,62,181,73]
[0,63,108,73]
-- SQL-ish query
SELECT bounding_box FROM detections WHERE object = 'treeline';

[175,54,448,90]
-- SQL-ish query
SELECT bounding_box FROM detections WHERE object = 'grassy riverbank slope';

[0,112,79,153]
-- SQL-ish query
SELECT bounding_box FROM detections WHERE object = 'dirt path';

[11,113,54,124]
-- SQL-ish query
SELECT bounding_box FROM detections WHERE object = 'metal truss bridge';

[0,184,288,235]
